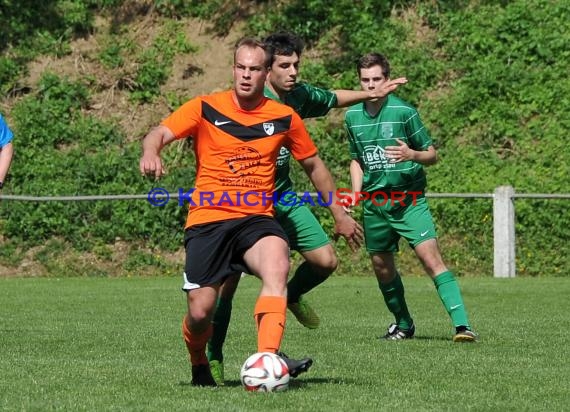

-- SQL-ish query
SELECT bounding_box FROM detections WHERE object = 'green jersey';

[344,94,432,193]
[264,83,337,193]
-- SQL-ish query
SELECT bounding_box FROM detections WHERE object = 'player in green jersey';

[344,52,477,343]
[206,34,407,385]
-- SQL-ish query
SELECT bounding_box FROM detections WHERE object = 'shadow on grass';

[178,376,346,388]
[412,335,452,342]
[373,334,452,342]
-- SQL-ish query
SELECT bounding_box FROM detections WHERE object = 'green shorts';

[275,198,330,253]
[363,194,437,253]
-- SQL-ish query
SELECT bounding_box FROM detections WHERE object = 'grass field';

[1,275,568,411]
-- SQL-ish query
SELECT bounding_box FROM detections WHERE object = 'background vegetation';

[0,0,568,277]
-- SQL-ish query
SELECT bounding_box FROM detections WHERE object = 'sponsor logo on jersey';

[276,146,290,167]
[363,145,396,171]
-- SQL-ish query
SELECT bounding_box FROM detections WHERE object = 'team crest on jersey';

[381,124,393,139]
[263,122,275,135]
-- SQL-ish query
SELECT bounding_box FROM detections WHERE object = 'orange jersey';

[161,90,318,228]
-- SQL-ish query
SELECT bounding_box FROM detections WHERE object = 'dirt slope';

[22,13,244,141]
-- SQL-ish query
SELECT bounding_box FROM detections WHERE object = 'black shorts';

[181,215,288,291]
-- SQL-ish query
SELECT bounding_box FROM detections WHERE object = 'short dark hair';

[264,31,304,65]
[356,53,390,78]
[234,36,271,67]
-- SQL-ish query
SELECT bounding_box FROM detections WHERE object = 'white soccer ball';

[240,352,290,392]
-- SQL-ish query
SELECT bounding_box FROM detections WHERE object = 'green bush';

[130,20,196,103]
[0,56,23,95]
[0,0,568,276]
[1,73,191,250]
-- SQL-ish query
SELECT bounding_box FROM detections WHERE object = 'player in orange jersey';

[140,37,363,386]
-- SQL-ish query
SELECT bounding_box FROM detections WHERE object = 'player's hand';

[333,213,364,252]
[385,139,412,163]
[139,153,166,179]
[369,77,407,100]
[340,194,356,213]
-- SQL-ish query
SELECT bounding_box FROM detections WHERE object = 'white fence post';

[493,185,516,277]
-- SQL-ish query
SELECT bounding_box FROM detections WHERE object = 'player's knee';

[261,278,287,297]
[324,253,338,274]
[259,258,289,294]
[372,261,395,282]
[186,309,212,331]
[424,262,448,279]
[311,250,338,277]
[374,268,394,283]
[274,255,291,276]
[418,253,447,278]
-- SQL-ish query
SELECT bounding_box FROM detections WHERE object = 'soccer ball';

[240,352,290,392]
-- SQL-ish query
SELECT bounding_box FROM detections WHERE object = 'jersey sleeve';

[0,114,14,148]
[344,118,359,160]
[404,109,432,150]
[160,97,202,139]
[285,111,318,160]
[295,83,338,118]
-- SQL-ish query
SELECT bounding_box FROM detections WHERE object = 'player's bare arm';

[139,125,177,178]
[384,140,437,166]
[298,154,364,250]
[343,159,365,212]
[0,141,14,185]
[333,77,408,108]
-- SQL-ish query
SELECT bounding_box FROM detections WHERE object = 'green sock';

[287,261,329,304]
[433,271,470,329]
[207,297,233,362]
[378,273,413,330]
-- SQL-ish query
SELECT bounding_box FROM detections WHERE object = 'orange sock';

[254,296,286,353]
[182,314,212,366]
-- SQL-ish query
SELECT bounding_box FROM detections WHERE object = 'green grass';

[0,276,568,411]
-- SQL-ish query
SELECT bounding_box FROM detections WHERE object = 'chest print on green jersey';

[362,145,396,171]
